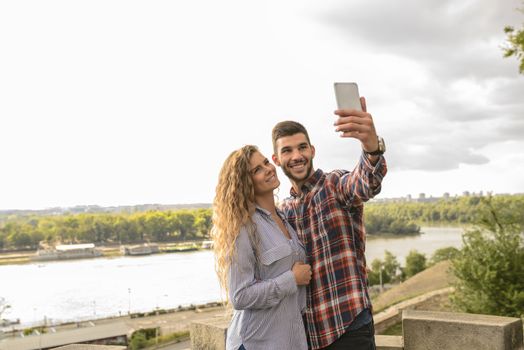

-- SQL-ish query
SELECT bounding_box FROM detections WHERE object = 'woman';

[211,145,311,350]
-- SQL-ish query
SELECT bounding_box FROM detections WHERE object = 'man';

[271,96,387,350]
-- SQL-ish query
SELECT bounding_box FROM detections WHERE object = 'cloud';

[297,0,524,173]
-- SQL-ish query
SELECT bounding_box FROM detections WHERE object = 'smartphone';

[334,82,362,111]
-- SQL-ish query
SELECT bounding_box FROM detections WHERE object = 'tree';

[368,250,400,286]
[383,250,401,282]
[193,209,212,238]
[173,211,196,240]
[403,250,426,278]
[502,3,524,73]
[451,197,524,317]
[504,24,524,73]
[0,297,11,320]
[429,246,460,266]
[129,331,148,350]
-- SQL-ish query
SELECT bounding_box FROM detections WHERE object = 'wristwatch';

[365,136,386,156]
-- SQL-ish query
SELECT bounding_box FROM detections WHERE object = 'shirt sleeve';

[335,153,387,206]
[228,226,297,310]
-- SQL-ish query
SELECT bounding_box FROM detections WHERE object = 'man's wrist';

[364,136,385,156]
[364,152,380,165]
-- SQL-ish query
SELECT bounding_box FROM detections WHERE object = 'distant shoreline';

[0,241,210,266]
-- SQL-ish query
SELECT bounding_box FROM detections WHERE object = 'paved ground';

[1,306,227,350]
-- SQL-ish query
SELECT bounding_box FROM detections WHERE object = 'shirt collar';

[255,205,284,218]
[290,169,324,197]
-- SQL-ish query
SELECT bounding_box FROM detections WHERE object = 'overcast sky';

[1,0,523,210]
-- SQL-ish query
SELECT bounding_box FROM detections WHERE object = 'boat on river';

[120,243,160,256]
[32,243,102,261]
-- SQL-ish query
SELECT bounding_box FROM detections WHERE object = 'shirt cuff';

[274,270,298,297]
[360,152,386,176]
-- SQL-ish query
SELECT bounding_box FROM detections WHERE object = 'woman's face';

[249,151,280,196]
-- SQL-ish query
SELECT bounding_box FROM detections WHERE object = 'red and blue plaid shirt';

[279,154,387,349]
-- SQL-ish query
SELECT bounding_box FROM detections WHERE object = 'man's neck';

[291,168,316,196]
[291,181,304,196]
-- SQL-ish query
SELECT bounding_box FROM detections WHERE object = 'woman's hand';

[292,261,312,285]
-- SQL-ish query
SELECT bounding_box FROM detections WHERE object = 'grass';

[372,260,456,313]
[381,322,403,336]
[135,330,190,350]
[372,260,457,336]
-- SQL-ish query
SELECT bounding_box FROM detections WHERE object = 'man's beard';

[282,159,314,184]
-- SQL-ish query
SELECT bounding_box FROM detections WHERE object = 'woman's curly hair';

[210,145,260,298]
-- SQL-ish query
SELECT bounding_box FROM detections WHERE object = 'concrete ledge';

[376,335,403,350]
[0,321,129,350]
[402,310,524,350]
[191,317,404,350]
[190,316,229,350]
[374,287,453,334]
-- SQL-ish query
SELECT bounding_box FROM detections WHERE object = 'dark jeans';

[322,321,376,350]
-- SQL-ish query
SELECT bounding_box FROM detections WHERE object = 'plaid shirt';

[279,153,387,349]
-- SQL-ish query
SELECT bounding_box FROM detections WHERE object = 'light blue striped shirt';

[226,207,308,350]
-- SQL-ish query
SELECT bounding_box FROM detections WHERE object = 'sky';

[1,0,523,210]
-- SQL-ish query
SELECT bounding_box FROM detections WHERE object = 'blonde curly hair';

[211,145,260,298]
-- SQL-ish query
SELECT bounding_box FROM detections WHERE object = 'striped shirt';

[279,153,387,349]
[227,207,308,350]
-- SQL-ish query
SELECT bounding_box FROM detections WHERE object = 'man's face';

[272,133,315,184]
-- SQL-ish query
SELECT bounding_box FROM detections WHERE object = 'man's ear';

[311,145,316,159]
[272,154,281,166]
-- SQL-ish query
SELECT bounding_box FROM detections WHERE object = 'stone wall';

[191,310,524,350]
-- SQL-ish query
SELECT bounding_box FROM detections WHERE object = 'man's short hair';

[272,121,311,154]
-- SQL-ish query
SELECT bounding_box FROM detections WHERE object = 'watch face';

[378,137,386,152]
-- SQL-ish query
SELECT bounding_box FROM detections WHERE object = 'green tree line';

[367,246,460,287]
[366,194,524,226]
[0,206,420,250]
[0,209,212,250]
[369,195,524,318]
[1,194,522,250]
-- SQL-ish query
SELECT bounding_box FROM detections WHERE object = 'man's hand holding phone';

[333,82,380,155]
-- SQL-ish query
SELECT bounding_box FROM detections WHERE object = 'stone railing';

[191,310,524,350]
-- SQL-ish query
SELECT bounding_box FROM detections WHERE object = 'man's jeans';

[322,321,376,350]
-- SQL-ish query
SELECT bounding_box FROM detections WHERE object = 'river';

[0,226,464,328]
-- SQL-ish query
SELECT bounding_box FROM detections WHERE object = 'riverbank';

[1,227,464,327]
[1,260,463,350]
[0,241,209,266]
[1,261,456,350]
